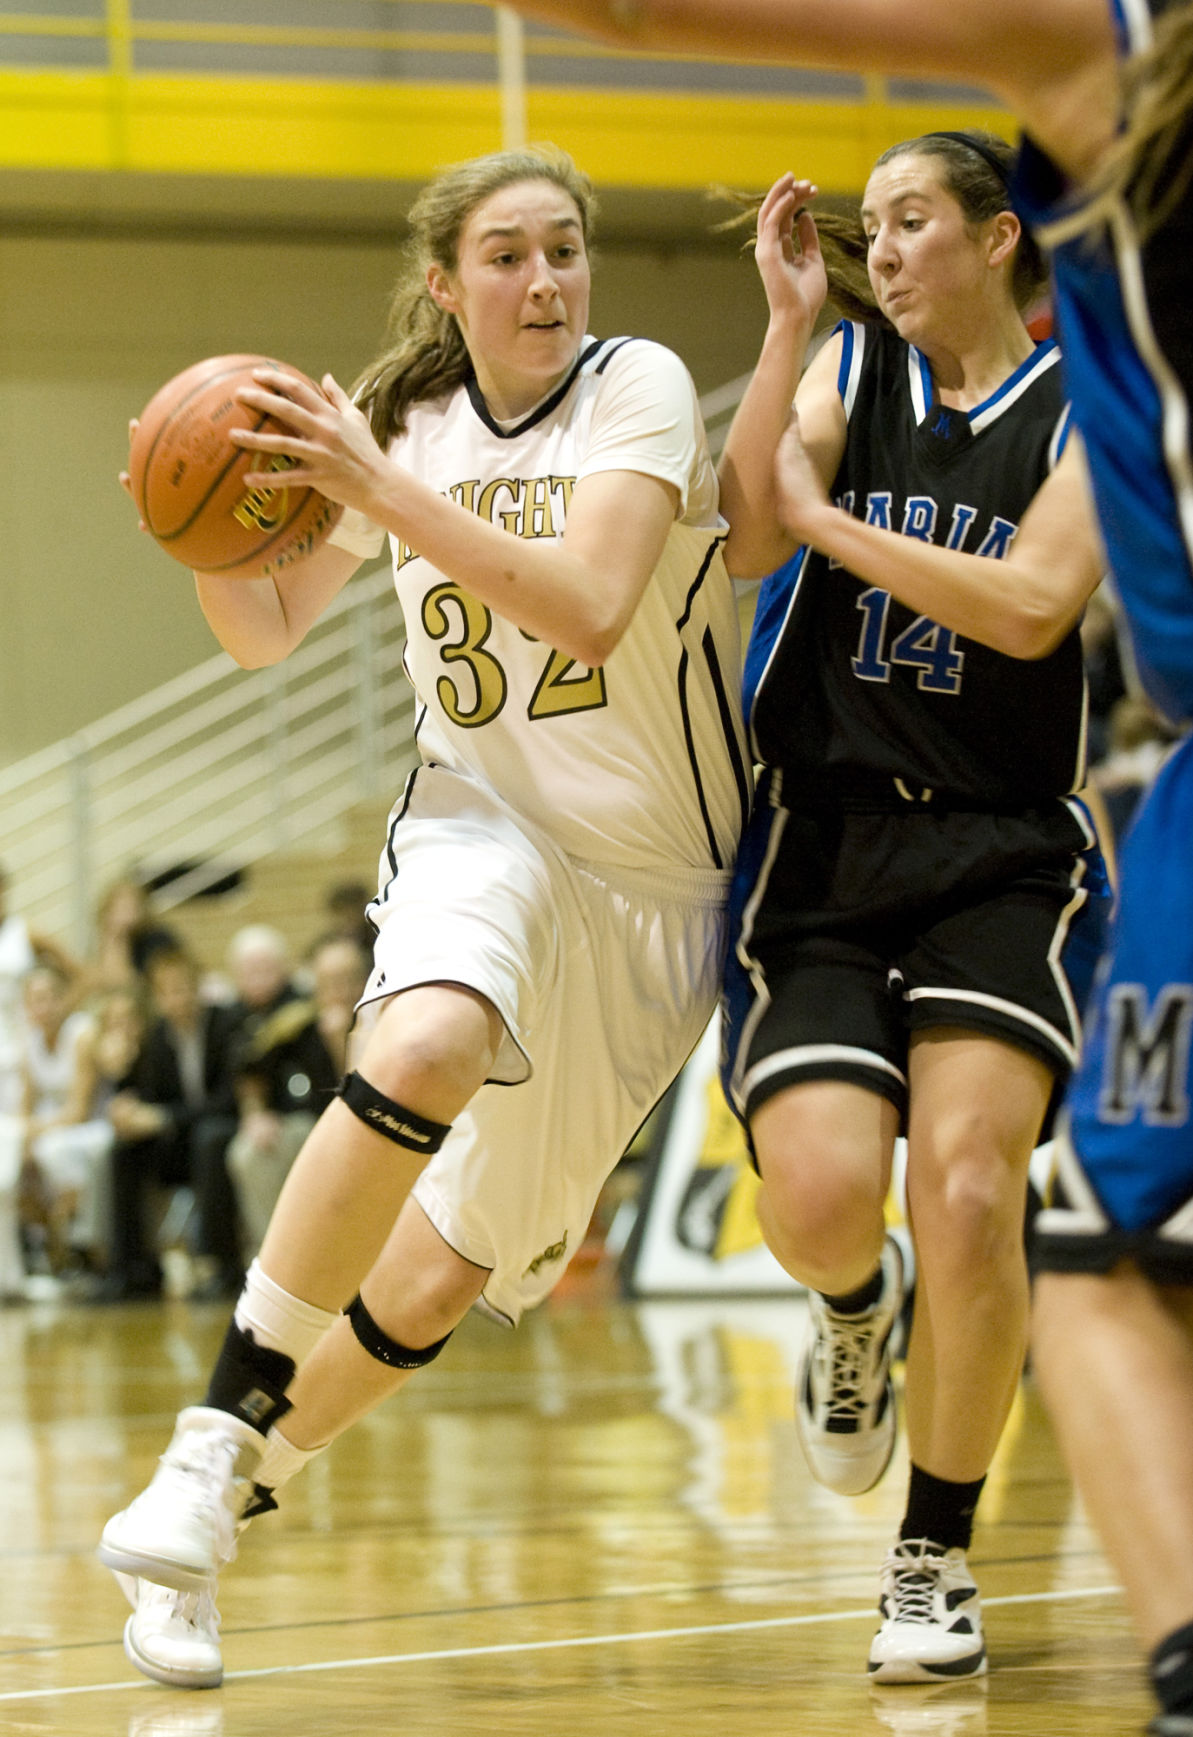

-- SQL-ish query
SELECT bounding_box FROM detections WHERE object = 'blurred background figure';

[227,933,370,1261]
[99,947,241,1302]
[222,924,300,1032]
[318,879,376,956]
[0,863,78,1117]
[84,874,180,1002]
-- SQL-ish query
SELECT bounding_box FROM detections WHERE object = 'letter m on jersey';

[1097,983,1193,1127]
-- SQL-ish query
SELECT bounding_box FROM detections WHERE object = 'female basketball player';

[510,8,1193,1733]
[97,143,749,1690]
[719,133,1106,1685]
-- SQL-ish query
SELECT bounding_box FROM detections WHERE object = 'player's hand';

[231,370,393,517]
[755,173,828,332]
[774,408,835,542]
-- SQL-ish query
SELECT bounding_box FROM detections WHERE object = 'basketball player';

[720,134,1107,1683]
[507,6,1193,1732]
[97,143,750,1689]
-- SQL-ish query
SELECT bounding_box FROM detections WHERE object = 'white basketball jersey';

[332,338,750,874]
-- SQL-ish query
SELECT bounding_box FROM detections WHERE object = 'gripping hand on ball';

[233,371,393,519]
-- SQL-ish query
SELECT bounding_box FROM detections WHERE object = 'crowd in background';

[0,870,371,1304]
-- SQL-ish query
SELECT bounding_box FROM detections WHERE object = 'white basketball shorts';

[357,763,730,1322]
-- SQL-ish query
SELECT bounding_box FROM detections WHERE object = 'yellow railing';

[0,1,1010,192]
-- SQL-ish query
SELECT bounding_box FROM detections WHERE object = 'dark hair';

[722,130,1046,324]
[355,144,597,446]
[869,132,1047,312]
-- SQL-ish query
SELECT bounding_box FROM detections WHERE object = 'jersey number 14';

[851,587,965,694]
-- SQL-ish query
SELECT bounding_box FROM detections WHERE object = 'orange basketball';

[128,354,343,579]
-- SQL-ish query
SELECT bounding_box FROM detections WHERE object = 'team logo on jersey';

[393,473,578,570]
[1097,983,1193,1127]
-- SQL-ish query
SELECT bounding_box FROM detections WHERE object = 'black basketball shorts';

[722,794,1109,1128]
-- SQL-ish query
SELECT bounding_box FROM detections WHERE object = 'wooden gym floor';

[0,1277,1153,1737]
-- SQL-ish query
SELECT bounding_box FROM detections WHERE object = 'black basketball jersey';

[744,321,1087,807]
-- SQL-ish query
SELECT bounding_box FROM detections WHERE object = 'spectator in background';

[223,925,299,1038]
[227,934,370,1261]
[98,947,242,1302]
[16,963,101,1275]
[0,865,78,1116]
[319,880,376,956]
[85,875,180,1002]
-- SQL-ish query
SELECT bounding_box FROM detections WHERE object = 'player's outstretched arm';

[774,421,1103,658]
[509,0,1119,178]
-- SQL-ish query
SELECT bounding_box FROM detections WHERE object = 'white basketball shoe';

[114,1569,224,1690]
[99,1405,265,1590]
[868,1538,987,1684]
[795,1235,904,1495]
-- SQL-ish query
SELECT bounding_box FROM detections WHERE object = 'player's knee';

[914,1159,1023,1280]
[755,1147,880,1275]
[363,987,502,1113]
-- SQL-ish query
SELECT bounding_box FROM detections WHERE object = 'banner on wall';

[623,1013,802,1297]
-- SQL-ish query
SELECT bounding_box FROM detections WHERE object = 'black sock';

[823,1265,885,1315]
[203,1319,295,1435]
[900,1463,986,1553]
[1151,1621,1193,1718]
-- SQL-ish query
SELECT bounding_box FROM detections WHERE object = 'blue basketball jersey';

[1013,0,1193,724]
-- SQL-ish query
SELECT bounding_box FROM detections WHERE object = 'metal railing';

[1,559,414,950]
[0,373,750,955]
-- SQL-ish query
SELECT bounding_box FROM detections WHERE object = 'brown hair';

[1097,4,1193,235]
[721,130,1046,324]
[354,144,598,446]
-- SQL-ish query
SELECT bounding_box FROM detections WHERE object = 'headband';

[922,130,1014,188]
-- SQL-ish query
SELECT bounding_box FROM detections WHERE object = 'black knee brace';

[203,1321,295,1434]
[345,1292,453,1369]
[337,1070,451,1154]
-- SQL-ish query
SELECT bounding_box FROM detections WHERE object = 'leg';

[751,1079,897,1295]
[187,1114,242,1296]
[750,1080,905,1497]
[902,1029,1052,1481]
[1033,1267,1193,1653]
[869,1028,1052,1686]
[255,983,504,1307]
[265,1198,489,1452]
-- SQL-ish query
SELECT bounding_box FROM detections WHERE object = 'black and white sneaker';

[795,1235,903,1495]
[868,1538,987,1683]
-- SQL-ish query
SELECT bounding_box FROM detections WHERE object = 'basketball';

[128,354,344,579]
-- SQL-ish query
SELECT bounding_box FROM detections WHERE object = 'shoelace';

[813,1307,881,1421]
[883,1542,950,1626]
[142,1581,221,1637]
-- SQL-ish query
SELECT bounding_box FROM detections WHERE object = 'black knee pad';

[345,1292,453,1369]
[337,1071,451,1155]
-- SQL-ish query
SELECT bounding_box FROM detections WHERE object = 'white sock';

[255,1422,328,1493]
[234,1258,339,1366]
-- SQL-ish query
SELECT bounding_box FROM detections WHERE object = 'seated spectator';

[84,875,180,1002]
[227,934,369,1260]
[0,866,79,1116]
[97,947,242,1302]
[16,963,102,1275]
[222,924,299,1033]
